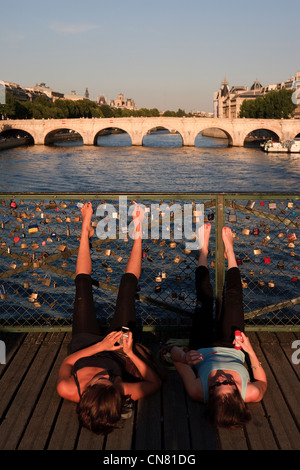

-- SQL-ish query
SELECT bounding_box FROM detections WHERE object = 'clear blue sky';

[1,0,299,112]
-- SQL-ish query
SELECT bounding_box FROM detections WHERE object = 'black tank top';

[72,350,141,398]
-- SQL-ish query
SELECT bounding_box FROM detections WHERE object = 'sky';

[1,0,300,112]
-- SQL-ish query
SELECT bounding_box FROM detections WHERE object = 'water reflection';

[96,132,132,147]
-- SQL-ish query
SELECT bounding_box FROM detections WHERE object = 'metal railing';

[0,193,299,332]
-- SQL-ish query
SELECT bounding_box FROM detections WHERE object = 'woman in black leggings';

[57,202,162,435]
[170,224,267,429]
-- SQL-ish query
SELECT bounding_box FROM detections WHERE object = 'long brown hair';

[76,383,130,435]
[204,388,251,429]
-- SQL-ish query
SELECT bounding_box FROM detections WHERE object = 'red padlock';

[287,233,297,242]
[264,256,271,264]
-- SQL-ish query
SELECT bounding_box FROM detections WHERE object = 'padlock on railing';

[287,233,297,242]
[28,223,39,234]
[42,274,51,287]
[228,210,237,223]
[246,200,255,209]
[0,285,7,300]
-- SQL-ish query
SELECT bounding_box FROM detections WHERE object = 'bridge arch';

[142,126,183,147]
[44,127,83,146]
[293,130,300,139]
[194,127,233,147]
[243,127,281,147]
[0,127,34,145]
[241,125,282,146]
[94,127,132,146]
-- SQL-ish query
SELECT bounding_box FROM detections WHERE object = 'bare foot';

[132,202,145,238]
[197,223,211,267]
[81,202,94,238]
[222,227,234,260]
[198,223,211,253]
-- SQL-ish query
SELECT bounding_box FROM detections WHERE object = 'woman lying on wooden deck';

[57,202,162,435]
[170,224,267,429]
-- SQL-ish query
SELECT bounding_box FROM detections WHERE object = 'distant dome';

[250,80,262,91]
[220,78,230,97]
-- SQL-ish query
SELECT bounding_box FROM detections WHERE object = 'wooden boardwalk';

[0,330,299,451]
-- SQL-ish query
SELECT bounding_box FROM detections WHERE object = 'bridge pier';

[82,136,95,146]
[182,132,195,146]
[33,137,45,145]
[130,132,143,146]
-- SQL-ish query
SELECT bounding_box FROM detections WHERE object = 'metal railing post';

[215,194,225,320]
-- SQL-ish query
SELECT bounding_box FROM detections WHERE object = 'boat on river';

[262,140,288,153]
[262,139,300,153]
[285,139,300,153]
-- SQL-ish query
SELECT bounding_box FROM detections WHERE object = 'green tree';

[239,89,296,118]
[0,92,16,118]
[163,110,176,117]
[149,108,160,117]
[176,108,186,117]
[99,104,114,118]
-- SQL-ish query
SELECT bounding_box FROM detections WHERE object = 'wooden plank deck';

[0,330,299,452]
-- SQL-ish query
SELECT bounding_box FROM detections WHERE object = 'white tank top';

[194,347,250,402]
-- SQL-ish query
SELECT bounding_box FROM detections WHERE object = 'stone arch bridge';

[1,117,300,147]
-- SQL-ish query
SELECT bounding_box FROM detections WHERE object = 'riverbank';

[0,137,32,150]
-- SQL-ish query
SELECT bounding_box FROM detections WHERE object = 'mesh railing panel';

[0,193,299,331]
[224,195,300,327]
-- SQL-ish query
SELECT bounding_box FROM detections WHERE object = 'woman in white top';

[171,225,267,429]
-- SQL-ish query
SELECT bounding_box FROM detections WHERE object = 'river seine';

[0,132,299,193]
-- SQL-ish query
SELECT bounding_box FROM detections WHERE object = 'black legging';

[72,272,138,339]
[189,266,244,350]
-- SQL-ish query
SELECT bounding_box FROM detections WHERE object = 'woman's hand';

[122,330,134,355]
[99,331,123,351]
[185,350,203,366]
[235,332,254,354]
[170,346,203,365]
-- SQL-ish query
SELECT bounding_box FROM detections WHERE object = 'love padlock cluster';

[226,199,299,290]
[0,198,83,309]
[0,196,299,328]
